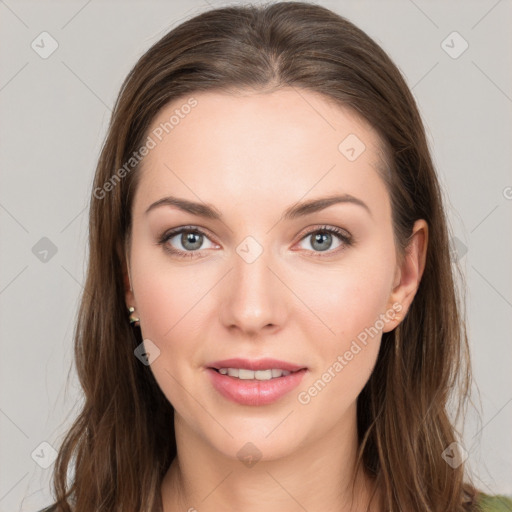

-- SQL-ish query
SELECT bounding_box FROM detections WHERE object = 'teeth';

[217,368,292,380]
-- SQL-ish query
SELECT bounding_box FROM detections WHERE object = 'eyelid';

[294,224,353,257]
[157,225,219,250]
[296,224,351,241]
[158,224,353,258]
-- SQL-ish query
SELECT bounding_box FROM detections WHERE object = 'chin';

[198,414,309,462]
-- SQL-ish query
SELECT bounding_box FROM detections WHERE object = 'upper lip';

[207,358,306,372]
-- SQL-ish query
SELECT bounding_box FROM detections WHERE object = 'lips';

[205,357,308,406]
[207,357,306,372]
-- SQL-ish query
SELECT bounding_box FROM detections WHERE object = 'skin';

[124,88,428,512]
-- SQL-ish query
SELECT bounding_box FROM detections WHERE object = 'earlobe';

[123,245,140,326]
[383,219,428,332]
[124,264,140,326]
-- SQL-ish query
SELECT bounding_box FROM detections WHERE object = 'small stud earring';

[128,306,140,327]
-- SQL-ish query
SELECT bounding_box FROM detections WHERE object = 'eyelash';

[157,224,353,259]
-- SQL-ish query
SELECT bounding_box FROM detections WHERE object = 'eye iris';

[182,231,202,250]
[312,232,332,251]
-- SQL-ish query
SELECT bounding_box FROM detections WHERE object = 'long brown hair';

[49,2,480,511]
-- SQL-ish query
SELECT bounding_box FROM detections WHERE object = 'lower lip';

[206,368,307,406]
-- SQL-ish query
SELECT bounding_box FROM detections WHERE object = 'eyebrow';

[145,193,372,220]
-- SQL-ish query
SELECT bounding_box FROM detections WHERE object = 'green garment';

[477,493,512,511]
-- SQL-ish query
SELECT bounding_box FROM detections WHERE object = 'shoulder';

[475,493,512,511]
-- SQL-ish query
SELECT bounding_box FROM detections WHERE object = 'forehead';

[133,88,389,220]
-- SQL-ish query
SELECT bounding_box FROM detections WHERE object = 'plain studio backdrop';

[0,1,511,510]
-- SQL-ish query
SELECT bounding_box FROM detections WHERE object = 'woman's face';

[125,88,425,461]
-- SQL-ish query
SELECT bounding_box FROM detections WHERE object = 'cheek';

[131,256,209,409]
[293,240,395,399]
[129,229,206,341]
[295,263,389,413]
[304,272,386,387]
[135,274,211,366]
[300,249,396,347]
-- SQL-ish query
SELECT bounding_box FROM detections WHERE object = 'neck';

[160,406,382,512]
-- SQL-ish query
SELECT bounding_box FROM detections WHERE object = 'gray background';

[0,0,511,510]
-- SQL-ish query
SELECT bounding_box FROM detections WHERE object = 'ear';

[383,219,428,332]
[123,252,136,310]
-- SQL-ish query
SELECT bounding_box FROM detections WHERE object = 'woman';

[40,2,511,511]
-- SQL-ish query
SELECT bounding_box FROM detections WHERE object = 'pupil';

[313,232,331,251]
[182,231,202,250]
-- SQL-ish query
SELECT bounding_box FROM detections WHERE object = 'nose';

[218,241,288,337]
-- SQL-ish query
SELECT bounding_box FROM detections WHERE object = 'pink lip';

[206,366,307,407]
[207,357,306,372]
